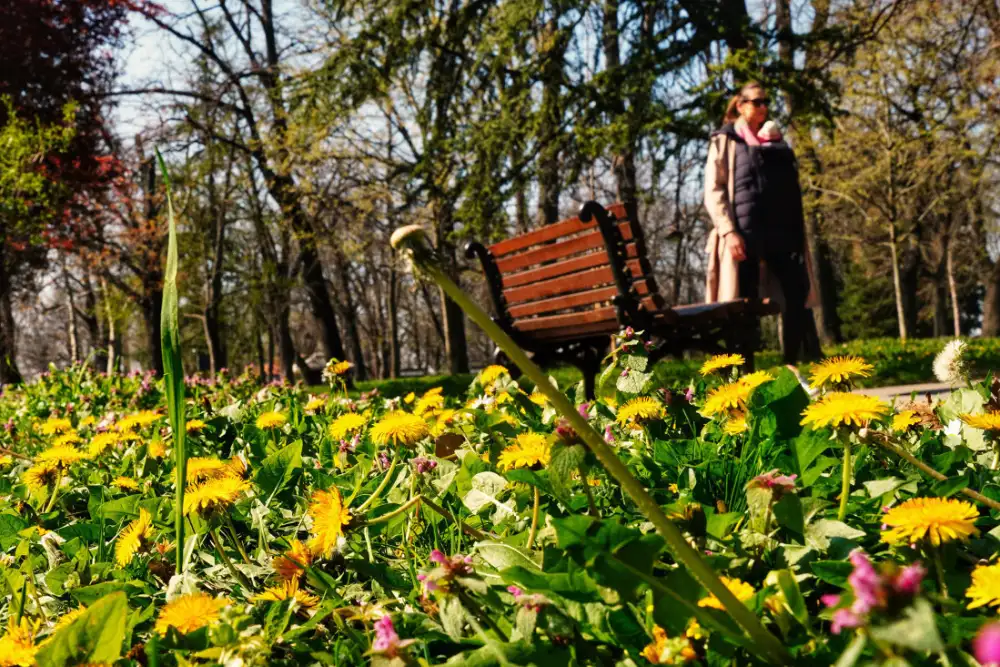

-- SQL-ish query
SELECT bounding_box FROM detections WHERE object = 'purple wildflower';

[976,623,1000,666]
[748,469,798,496]
[578,403,590,418]
[371,615,415,657]
[604,425,614,444]
[412,457,438,474]
[891,563,926,596]
[684,387,694,402]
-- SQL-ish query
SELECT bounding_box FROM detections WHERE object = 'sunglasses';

[743,97,770,108]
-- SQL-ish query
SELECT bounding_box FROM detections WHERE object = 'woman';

[703,81,821,366]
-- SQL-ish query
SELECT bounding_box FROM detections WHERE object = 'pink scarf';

[735,118,761,146]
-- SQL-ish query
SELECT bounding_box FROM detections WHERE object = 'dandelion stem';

[223,513,252,566]
[527,487,540,550]
[361,494,424,525]
[391,226,790,665]
[421,496,488,542]
[356,451,398,514]
[580,465,598,516]
[44,470,63,513]
[838,436,852,522]
[932,547,949,598]
[210,527,253,591]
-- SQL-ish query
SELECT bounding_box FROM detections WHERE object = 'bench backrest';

[476,202,668,343]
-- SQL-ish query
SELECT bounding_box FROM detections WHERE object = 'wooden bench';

[465,200,780,396]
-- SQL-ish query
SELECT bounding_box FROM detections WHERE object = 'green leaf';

[832,633,867,667]
[548,444,586,503]
[772,494,805,542]
[775,570,809,628]
[70,581,129,606]
[621,354,648,372]
[475,540,540,572]
[157,150,187,573]
[806,519,865,551]
[254,441,303,502]
[616,369,652,394]
[36,591,128,666]
[931,474,969,498]
[869,598,943,653]
[0,514,27,549]
[863,477,905,499]
[705,512,742,540]
[439,595,466,641]
[810,560,854,587]
[263,599,294,641]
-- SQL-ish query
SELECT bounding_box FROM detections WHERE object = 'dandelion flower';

[697,576,755,610]
[273,539,312,581]
[700,381,754,417]
[327,359,353,376]
[892,410,921,433]
[933,339,968,385]
[39,417,72,436]
[303,397,326,413]
[723,414,749,435]
[497,433,550,471]
[53,432,83,447]
[528,392,548,406]
[478,365,509,386]
[960,412,1000,432]
[329,413,367,440]
[256,411,287,430]
[739,370,774,391]
[699,354,744,376]
[186,457,232,483]
[0,617,39,667]
[370,411,429,447]
[308,487,352,557]
[112,476,140,492]
[808,356,873,389]
[185,419,207,433]
[154,592,230,636]
[0,455,11,467]
[252,579,319,609]
[52,605,87,632]
[23,462,59,494]
[881,497,979,547]
[117,410,162,432]
[147,441,167,459]
[183,476,250,516]
[800,392,888,429]
[641,624,697,665]
[414,391,445,416]
[115,508,154,567]
[616,397,664,428]
[88,432,120,457]
[967,563,1000,609]
[35,445,87,468]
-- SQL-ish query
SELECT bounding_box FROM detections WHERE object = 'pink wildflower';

[976,623,1000,667]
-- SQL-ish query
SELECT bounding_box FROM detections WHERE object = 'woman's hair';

[723,81,765,124]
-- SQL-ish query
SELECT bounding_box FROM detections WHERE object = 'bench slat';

[503,266,613,305]
[507,286,617,318]
[490,216,594,258]
[515,306,618,333]
[528,320,620,340]
[495,230,605,273]
[503,251,607,288]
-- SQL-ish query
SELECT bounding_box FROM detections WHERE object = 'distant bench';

[466,200,779,396]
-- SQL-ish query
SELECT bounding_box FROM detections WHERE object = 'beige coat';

[703,131,818,309]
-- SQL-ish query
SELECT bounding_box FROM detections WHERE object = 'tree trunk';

[889,226,908,341]
[389,260,401,378]
[64,271,79,364]
[0,245,22,385]
[602,0,641,226]
[336,257,367,381]
[536,15,564,226]
[435,205,469,374]
[143,290,164,376]
[984,260,1000,336]
[102,277,119,375]
[278,304,295,383]
[946,236,961,337]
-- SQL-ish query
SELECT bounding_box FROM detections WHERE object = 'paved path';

[854,381,962,403]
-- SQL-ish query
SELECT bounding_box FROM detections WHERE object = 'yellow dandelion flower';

[808,356,873,389]
[528,392,549,406]
[273,539,312,581]
[0,455,11,467]
[497,433,550,471]
[641,624,697,664]
[52,605,87,632]
[370,411,429,447]
[800,392,888,430]
[699,354,745,376]
[0,617,40,667]
[429,409,458,437]
[478,365,509,386]
[78,416,96,428]
[147,441,167,459]
[307,487,352,557]
[697,576,755,610]
[723,413,749,435]
[53,432,83,447]
[154,592,230,636]
[112,476,140,492]
[183,476,250,516]
[185,457,232,483]
[328,360,353,376]
[414,391,445,416]
[226,456,247,478]
[36,445,88,468]
[329,413,367,440]
[892,410,921,433]
[23,461,59,494]
[739,370,774,391]
[185,419,207,433]
[403,392,415,404]
[966,563,1000,609]
[117,410,162,432]
[39,417,72,436]
[700,381,753,417]
[88,432,120,457]
[960,411,1000,432]
[252,579,319,609]
[115,508,154,567]
[256,411,287,430]
[616,396,665,428]
[881,497,979,547]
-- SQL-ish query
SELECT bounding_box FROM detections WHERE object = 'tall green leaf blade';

[156,150,186,573]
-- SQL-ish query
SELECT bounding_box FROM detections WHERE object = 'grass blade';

[156,149,186,573]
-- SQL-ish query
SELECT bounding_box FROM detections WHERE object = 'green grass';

[322,337,1000,399]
